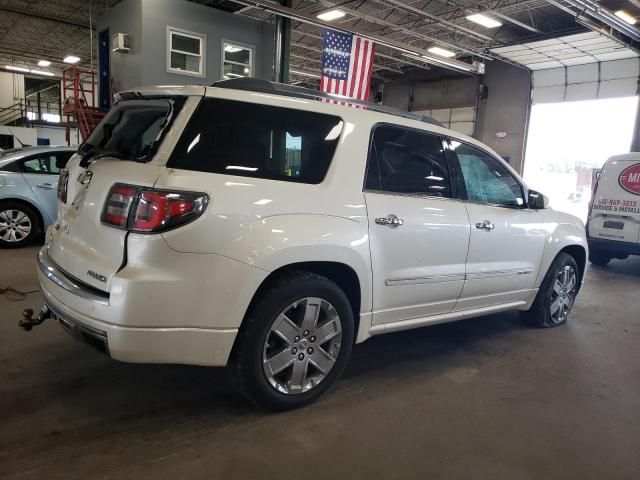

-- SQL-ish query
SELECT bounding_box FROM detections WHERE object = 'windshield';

[81,98,179,163]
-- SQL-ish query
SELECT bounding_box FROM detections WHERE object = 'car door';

[20,151,73,222]
[364,124,471,325]
[449,140,546,310]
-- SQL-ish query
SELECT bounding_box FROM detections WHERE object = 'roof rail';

[210,78,443,128]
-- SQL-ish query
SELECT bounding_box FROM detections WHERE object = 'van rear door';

[589,158,640,244]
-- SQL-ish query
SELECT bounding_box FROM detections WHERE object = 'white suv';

[29,79,587,410]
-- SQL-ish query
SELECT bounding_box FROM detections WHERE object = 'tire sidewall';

[538,253,579,327]
[239,275,354,410]
[0,201,41,248]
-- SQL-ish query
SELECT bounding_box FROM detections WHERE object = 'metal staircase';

[62,66,106,144]
[0,102,27,126]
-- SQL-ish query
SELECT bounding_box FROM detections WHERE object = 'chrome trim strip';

[466,269,532,280]
[385,273,466,286]
[38,249,110,306]
[386,269,532,286]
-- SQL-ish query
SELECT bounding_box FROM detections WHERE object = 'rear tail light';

[57,168,70,203]
[101,183,208,233]
[587,171,601,221]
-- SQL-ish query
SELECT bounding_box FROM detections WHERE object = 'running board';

[369,301,527,336]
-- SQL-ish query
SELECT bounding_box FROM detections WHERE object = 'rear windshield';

[167,98,343,184]
[81,98,180,162]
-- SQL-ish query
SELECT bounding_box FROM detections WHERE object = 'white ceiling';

[490,31,638,70]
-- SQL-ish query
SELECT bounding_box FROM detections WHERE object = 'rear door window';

[167,98,343,184]
[365,124,452,197]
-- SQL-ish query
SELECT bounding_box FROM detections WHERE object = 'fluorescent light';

[317,9,346,21]
[30,69,55,76]
[427,46,456,58]
[614,10,637,25]
[63,55,80,64]
[5,65,30,73]
[37,60,51,67]
[224,45,243,53]
[466,13,502,28]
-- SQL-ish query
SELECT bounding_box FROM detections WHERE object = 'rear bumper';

[587,236,640,256]
[37,246,247,366]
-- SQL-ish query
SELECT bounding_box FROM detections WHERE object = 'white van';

[587,153,640,265]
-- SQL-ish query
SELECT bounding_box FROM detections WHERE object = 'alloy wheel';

[0,209,32,243]
[550,265,577,324]
[262,297,342,395]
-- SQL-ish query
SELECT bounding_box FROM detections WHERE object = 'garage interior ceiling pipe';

[234,0,486,74]
[559,0,640,41]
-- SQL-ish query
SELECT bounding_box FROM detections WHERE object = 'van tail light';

[57,168,70,203]
[587,171,600,221]
[101,183,208,233]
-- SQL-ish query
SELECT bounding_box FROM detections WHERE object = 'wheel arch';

[239,261,363,346]
[0,197,46,235]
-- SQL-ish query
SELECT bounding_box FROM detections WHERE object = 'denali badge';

[78,171,93,185]
[87,270,107,283]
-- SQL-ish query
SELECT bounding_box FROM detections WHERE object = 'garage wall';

[532,58,640,104]
[98,0,275,93]
[0,71,25,109]
[475,60,532,174]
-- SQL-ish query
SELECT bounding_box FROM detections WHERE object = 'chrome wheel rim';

[263,297,342,395]
[550,265,577,324]
[0,209,32,243]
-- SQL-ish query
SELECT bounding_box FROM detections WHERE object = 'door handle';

[37,183,55,190]
[375,214,404,227]
[475,220,495,231]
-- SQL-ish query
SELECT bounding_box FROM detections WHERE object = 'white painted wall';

[0,125,37,146]
[0,71,25,109]
[36,125,80,146]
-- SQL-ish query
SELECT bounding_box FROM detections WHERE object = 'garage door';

[531,57,640,104]
[412,106,476,136]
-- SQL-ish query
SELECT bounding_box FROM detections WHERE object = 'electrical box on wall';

[112,33,130,53]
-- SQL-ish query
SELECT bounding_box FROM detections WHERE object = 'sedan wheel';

[0,207,36,247]
[263,297,342,395]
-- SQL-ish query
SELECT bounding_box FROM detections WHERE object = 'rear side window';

[168,98,343,184]
[0,160,20,172]
[365,124,452,197]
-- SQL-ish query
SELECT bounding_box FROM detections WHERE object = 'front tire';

[229,271,354,411]
[521,253,579,328]
[0,201,41,248]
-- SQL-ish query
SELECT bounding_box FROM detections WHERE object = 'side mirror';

[528,189,549,210]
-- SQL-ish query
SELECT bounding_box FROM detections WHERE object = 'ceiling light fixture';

[5,65,30,73]
[63,55,80,64]
[614,9,637,25]
[37,60,52,67]
[466,13,502,29]
[30,69,55,77]
[317,9,346,21]
[224,45,243,53]
[427,46,456,58]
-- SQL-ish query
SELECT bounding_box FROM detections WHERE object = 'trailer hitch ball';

[19,305,51,331]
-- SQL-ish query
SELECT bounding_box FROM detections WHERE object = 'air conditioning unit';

[112,33,130,53]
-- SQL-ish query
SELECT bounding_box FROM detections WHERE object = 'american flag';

[320,29,375,102]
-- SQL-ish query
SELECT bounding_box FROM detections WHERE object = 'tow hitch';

[19,305,52,331]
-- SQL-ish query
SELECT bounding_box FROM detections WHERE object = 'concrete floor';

[1,246,638,480]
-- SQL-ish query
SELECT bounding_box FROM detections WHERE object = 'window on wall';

[222,41,253,79]
[167,27,205,77]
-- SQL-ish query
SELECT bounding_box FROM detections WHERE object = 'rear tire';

[589,248,612,266]
[228,271,354,411]
[521,253,579,328]
[0,201,41,248]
